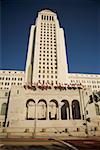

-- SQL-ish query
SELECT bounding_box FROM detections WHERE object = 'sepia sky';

[1,0,100,74]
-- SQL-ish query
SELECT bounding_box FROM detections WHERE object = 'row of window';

[38,70,57,74]
[41,15,54,21]
[39,65,57,69]
[40,36,56,39]
[41,23,56,27]
[0,82,22,86]
[40,50,57,55]
[0,87,9,89]
[40,41,56,44]
[0,71,23,74]
[41,29,56,32]
[40,46,56,49]
[39,61,57,65]
[40,47,56,50]
[40,33,56,37]
[40,40,56,44]
[81,84,100,89]
[87,85,100,88]
[0,77,23,81]
[71,80,100,84]
[40,27,56,31]
[38,75,57,79]
[39,54,57,57]
[40,37,56,40]
[40,44,56,47]
[41,27,56,30]
[40,31,56,35]
[39,58,57,62]
[39,68,57,73]
[38,80,57,84]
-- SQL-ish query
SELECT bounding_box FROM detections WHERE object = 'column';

[69,101,73,119]
[47,103,49,120]
[58,103,61,120]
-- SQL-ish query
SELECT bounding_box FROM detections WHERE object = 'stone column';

[66,107,69,120]
[47,102,49,120]
[69,101,72,119]
[78,89,84,120]
[58,103,61,120]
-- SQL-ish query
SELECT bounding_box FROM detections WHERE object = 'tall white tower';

[25,9,69,85]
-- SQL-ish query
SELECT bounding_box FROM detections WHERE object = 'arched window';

[72,100,81,119]
[49,99,58,120]
[50,16,51,20]
[61,100,70,120]
[41,15,43,20]
[26,99,35,120]
[1,103,7,115]
[37,99,47,120]
[44,16,46,20]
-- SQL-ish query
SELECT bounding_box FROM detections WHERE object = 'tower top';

[39,9,56,15]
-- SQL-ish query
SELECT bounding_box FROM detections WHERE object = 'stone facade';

[3,85,100,137]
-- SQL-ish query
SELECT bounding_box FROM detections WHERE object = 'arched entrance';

[26,99,35,120]
[49,99,58,120]
[37,99,47,120]
[72,100,81,119]
[61,100,70,120]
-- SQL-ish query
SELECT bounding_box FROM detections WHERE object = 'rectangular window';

[51,75,53,78]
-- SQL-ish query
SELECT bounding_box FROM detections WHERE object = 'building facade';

[0,70,100,92]
[0,9,100,137]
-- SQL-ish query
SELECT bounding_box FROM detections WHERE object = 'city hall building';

[0,10,100,137]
